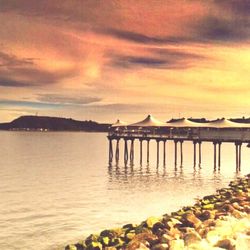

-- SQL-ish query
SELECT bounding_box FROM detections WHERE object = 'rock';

[232,202,243,211]
[85,234,99,246]
[152,222,166,235]
[202,204,214,210]
[135,225,151,235]
[183,231,202,246]
[214,239,235,250]
[198,210,215,221]
[75,243,85,250]
[151,243,168,250]
[123,224,137,231]
[100,236,110,246]
[168,227,182,239]
[127,242,150,250]
[86,241,103,250]
[169,239,185,250]
[125,231,136,242]
[65,245,78,250]
[146,217,162,228]
[181,212,202,229]
[206,230,221,245]
[221,204,235,213]
[232,209,245,219]
[100,229,115,238]
[161,233,174,244]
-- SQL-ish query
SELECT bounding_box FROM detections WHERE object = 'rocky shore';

[65,175,250,250]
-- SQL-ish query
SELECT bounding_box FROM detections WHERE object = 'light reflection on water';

[0,132,248,250]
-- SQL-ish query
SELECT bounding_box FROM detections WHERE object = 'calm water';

[0,131,249,250]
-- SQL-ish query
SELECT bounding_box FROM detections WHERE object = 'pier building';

[108,115,250,170]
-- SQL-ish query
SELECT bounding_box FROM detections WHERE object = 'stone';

[151,243,168,250]
[181,212,202,229]
[202,204,214,210]
[123,224,137,231]
[161,233,174,244]
[109,238,124,248]
[127,241,150,250]
[65,245,78,250]
[169,239,185,250]
[183,231,202,246]
[85,234,99,246]
[146,216,161,228]
[100,229,115,238]
[75,243,85,250]
[125,231,136,242]
[232,209,245,219]
[214,239,235,250]
[152,222,166,235]
[221,204,235,213]
[86,241,103,250]
[101,237,110,246]
[198,210,215,221]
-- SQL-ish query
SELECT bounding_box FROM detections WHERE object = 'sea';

[0,131,249,250]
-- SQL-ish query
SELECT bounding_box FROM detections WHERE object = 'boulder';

[214,238,235,250]
[151,243,168,250]
[183,231,202,246]
[146,217,162,229]
[181,212,202,229]
[169,239,185,250]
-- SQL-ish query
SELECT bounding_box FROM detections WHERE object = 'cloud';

[36,94,102,105]
[0,77,31,87]
[0,51,76,87]
[194,15,250,42]
[0,99,62,109]
[0,51,34,67]
[216,0,250,16]
[110,48,207,70]
[101,28,191,45]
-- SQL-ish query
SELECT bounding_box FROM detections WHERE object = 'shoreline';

[65,174,250,250]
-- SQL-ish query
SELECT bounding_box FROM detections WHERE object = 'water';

[0,131,249,250]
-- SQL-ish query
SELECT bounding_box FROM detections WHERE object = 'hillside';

[0,116,110,132]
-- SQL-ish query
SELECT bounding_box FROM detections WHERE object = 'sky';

[0,0,250,123]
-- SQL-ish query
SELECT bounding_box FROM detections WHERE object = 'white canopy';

[111,119,127,127]
[128,115,166,127]
[166,118,204,128]
[203,118,250,128]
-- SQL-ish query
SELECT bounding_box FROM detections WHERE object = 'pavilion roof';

[128,115,166,127]
[203,118,250,128]
[111,119,128,127]
[166,118,205,127]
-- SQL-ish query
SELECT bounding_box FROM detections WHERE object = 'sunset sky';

[0,0,250,123]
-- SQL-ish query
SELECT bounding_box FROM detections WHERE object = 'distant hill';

[0,116,111,132]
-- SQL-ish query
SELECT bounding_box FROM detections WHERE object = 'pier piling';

[163,140,166,166]
[157,140,160,166]
[115,139,120,163]
[140,139,143,165]
[109,139,113,163]
[130,139,134,164]
[147,140,150,164]
[198,141,201,166]
[193,141,197,166]
[180,140,183,166]
[174,140,178,166]
[218,142,221,169]
[213,142,217,170]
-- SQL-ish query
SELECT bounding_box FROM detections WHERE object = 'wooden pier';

[108,115,250,170]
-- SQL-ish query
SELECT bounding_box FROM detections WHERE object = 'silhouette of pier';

[108,115,250,171]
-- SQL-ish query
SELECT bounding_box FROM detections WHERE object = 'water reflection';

[107,158,243,188]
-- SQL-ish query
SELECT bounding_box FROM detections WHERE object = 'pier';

[108,115,250,170]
